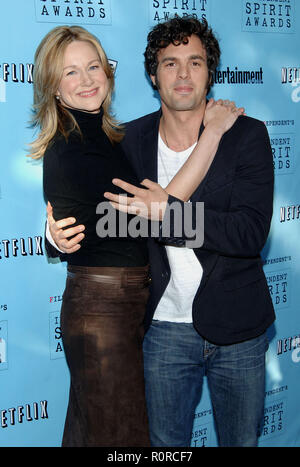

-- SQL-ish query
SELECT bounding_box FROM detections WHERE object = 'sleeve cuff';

[46,220,64,253]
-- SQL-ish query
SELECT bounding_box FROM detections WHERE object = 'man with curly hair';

[118,17,274,447]
[47,17,275,447]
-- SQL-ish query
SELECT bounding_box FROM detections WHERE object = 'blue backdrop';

[0,0,299,447]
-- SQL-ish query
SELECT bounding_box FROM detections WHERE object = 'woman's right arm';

[164,99,243,201]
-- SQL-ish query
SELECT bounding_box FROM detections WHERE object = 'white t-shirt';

[153,135,203,323]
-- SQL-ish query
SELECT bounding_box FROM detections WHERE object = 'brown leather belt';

[67,264,151,287]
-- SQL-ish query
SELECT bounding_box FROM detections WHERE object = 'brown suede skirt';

[60,264,151,447]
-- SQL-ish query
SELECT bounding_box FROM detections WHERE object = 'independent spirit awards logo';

[261,397,287,440]
[263,254,292,268]
[35,0,112,25]
[149,0,211,25]
[264,119,295,174]
[242,0,295,33]
[191,408,213,447]
[261,374,289,443]
[269,133,295,175]
[49,311,64,360]
[265,119,294,129]
[265,269,290,309]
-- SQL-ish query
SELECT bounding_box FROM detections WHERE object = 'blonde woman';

[30,25,242,447]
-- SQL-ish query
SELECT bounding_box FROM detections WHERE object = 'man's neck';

[159,104,205,152]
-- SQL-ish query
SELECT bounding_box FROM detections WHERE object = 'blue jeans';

[143,321,268,447]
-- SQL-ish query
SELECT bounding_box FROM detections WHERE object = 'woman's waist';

[67,263,150,287]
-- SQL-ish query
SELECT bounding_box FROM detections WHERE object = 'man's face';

[151,34,209,113]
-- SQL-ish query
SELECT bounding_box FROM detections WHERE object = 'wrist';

[203,122,225,139]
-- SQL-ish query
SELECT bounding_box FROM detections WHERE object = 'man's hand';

[104,178,168,221]
[47,202,85,253]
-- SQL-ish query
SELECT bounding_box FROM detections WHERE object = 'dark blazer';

[121,109,275,345]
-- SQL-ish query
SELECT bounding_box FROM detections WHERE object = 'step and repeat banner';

[0,0,299,447]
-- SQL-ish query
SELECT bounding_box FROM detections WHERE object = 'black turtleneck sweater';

[43,108,148,267]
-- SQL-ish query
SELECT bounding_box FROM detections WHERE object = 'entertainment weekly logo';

[214,66,263,85]
[149,0,211,25]
[242,0,295,33]
[35,0,112,25]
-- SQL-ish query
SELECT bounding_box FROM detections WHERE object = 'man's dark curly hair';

[144,16,220,94]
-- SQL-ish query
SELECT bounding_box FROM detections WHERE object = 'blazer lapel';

[139,110,161,183]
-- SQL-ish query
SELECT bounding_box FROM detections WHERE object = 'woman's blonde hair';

[29,25,123,159]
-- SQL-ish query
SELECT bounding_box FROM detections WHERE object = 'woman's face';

[56,40,109,113]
